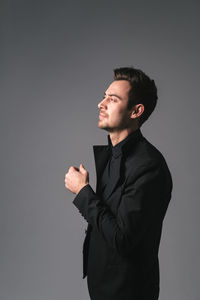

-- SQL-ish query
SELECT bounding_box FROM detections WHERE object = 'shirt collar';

[107,128,143,158]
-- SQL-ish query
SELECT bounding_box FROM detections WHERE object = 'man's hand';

[65,164,89,195]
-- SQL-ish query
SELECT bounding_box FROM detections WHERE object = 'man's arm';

[72,161,171,257]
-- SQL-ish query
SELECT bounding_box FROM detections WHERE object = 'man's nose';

[98,97,107,109]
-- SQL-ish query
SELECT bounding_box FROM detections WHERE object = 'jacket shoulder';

[125,136,172,182]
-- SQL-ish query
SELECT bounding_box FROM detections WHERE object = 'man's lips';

[99,112,107,118]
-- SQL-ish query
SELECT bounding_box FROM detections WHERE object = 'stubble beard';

[98,116,130,133]
[98,119,110,132]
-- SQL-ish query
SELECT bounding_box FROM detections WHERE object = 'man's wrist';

[76,183,89,195]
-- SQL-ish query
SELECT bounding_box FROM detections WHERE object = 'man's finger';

[79,163,86,173]
[68,166,79,172]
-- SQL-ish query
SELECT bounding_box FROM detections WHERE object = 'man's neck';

[109,126,139,147]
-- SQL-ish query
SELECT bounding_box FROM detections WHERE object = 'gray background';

[1,0,199,299]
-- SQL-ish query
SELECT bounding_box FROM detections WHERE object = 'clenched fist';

[65,163,89,194]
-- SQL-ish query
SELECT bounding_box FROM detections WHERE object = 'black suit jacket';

[73,129,173,300]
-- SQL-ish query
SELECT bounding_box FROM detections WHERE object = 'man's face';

[98,80,133,132]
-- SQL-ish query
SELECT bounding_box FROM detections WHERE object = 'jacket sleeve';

[72,161,171,256]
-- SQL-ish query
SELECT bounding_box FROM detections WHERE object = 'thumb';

[79,163,86,173]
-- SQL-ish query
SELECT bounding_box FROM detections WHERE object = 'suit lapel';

[93,145,122,199]
[93,145,111,193]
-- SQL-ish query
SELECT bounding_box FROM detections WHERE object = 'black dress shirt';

[100,129,141,197]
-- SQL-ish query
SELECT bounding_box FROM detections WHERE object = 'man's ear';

[130,104,144,120]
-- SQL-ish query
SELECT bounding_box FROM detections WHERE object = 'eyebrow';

[104,92,122,100]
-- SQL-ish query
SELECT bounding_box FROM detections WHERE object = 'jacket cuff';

[73,183,92,205]
[72,184,96,221]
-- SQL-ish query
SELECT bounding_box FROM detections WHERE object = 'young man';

[65,67,173,300]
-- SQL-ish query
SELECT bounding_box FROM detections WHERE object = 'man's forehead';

[105,80,131,94]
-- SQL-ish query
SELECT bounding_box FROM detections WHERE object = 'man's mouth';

[99,113,107,119]
[99,111,107,118]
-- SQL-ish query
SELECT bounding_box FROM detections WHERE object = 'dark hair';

[114,67,158,127]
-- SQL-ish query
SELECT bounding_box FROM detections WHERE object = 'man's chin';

[98,120,104,128]
[98,122,112,132]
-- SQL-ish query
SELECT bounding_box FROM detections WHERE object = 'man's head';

[98,67,158,132]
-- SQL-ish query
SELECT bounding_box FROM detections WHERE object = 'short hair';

[113,67,158,127]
